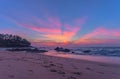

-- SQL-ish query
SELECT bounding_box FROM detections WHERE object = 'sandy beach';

[0,50,120,79]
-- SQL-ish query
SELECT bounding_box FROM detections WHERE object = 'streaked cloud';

[7,15,84,45]
[75,27,120,45]
[5,14,120,46]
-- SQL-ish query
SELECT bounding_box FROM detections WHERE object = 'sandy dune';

[0,50,120,79]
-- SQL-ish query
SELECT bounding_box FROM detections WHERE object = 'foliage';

[0,34,31,47]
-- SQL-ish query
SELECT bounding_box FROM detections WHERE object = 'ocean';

[0,47,120,57]
[71,47,120,57]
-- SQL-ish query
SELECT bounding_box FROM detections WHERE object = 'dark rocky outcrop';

[7,47,48,53]
[82,50,91,53]
[54,47,70,52]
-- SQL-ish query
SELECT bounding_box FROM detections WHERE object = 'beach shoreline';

[44,50,120,65]
[0,50,120,79]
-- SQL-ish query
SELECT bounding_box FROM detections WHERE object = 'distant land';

[0,34,31,47]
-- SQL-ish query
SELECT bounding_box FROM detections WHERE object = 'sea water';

[71,47,120,57]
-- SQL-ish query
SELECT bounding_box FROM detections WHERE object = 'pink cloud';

[47,17,62,28]
[33,16,62,29]
[75,17,87,25]
[75,27,120,44]
[7,15,84,44]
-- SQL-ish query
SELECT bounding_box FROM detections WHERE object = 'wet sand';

[0,50,120,79]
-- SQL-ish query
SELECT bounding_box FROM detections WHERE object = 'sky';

[0,0,120,47]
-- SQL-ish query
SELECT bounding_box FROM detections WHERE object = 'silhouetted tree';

[0,34,31,47]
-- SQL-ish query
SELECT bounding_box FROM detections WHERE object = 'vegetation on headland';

[0,34,31,47]
[0,34,48,53]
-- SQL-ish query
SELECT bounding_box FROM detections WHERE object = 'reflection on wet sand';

[44,50,120,65]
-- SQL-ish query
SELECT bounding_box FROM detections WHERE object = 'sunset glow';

[0,0,120,47]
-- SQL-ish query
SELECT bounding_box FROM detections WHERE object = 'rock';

[72,52,75,53]
[67,76,76,79]
[54,47,70,52]
[72,72,82,75]
[50,69,57,72]
[58,70,66,74]
[7,47,48,53]
[83,50,91,53]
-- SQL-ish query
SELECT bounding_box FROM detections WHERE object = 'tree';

[0,34,31,47]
